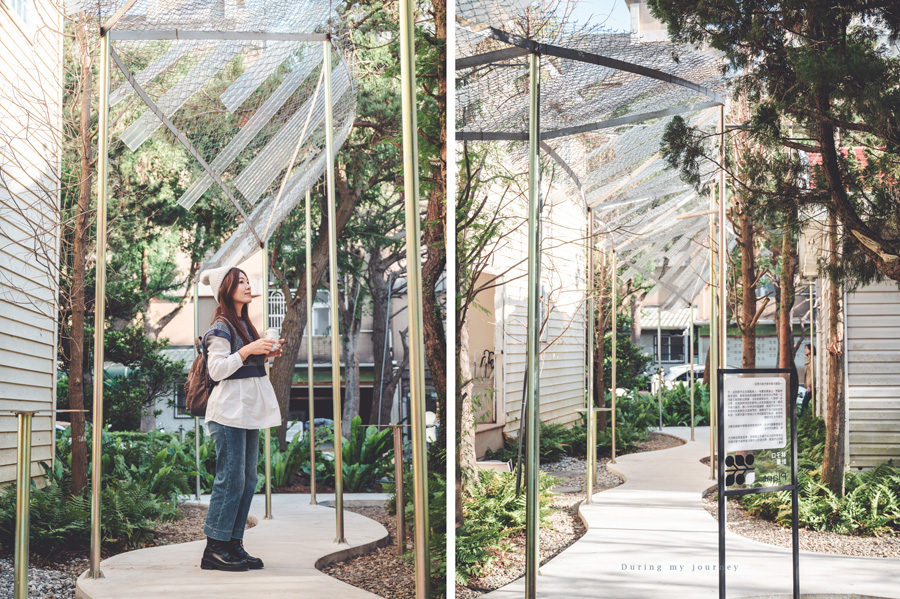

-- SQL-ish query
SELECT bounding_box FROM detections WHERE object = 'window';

[653,332,685,363]
[5,0,35,37]
[173,378,192,419]
[312,291,331,336]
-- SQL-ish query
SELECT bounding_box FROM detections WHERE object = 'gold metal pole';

[193,281,201,500]
[689,302,695,442]
[611,249,617,463]
[525,50,541,599]
[323,40,345,543]
[392,425,405,555]
[709,184,718,480]
[90,30,111,580]
[657,309,663,431]
[262,242,273,520]
[718,105,727,371]
[399,0,430,592]
[306,188,317,505]
[13,411,35,599]
[585,209,594,503]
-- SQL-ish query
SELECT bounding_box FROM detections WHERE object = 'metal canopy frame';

[79,3,430,594]
[456,7,732,597]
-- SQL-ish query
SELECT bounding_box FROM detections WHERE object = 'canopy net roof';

[68,0,356,272]
[457,0,731,304]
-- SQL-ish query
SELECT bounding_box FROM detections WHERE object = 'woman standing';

[198,265,283,572]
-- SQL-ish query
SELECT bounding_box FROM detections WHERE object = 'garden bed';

[703,493,900,559]
[457,432,683,598]
[320,505,415,599]
[0,502,224,599]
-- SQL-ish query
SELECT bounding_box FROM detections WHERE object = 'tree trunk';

[457,309,477,499]
[68,23,93,495]
[777,228,799,401]
[738,208,757,368]
[703,337,712,386]
[341,305,362,437]
[269,168,361,449]
[822,214,846,496]
[422,0,447,469]
[630,282,644,345]
[368,251,405,426]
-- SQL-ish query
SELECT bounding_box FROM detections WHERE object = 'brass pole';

[392,426,405,555]
[718,105,727,371]
[611,249,617,463]
[323,40,345,543]
[657,309,663,430]
[13,411,35,599]
[709,184,718,480]
[306,189,317,505]
[262,241,273,519]
[399,0,430,592]
[193,281,201,500]
[90,30,111,580]
[585,209,594,503]
[689,302,695,442]
[525,51,541,599]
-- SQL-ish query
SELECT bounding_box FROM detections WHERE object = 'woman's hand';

[239,338,278,359]
[266,339,286,360]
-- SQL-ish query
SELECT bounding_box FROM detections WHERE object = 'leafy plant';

[456,470,558,585]
[740,414,900,536]
[316,416,394,492]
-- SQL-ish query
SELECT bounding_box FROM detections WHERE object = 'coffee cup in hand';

[265,328,281,351]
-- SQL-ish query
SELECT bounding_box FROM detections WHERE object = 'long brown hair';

[211,267,259,344]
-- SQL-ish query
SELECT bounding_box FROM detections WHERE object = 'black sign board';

[717,368,799,599]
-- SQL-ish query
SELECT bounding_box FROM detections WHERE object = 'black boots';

[200,537,249,571]
[231,538,264,569]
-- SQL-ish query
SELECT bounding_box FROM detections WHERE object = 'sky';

[568,0,632,33]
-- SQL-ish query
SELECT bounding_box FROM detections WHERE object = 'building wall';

[0,1,62,485]
[491,187,587,442]
[845,280,900,469]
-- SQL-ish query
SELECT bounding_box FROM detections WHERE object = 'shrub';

[316,416,394,492]
[740,413,900,536]
[456,470,558,585]
[0,429,182,556]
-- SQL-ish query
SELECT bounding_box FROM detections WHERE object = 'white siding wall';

[0,1,62,485]
[495,186,587,436]
[845,281,900,469]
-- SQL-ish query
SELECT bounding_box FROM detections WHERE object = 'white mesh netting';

[70,0,356,272]
[456,1,731,299]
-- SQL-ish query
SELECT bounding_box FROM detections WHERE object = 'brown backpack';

[184,319,235,417]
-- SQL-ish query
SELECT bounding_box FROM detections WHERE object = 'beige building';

[0,0,63,485]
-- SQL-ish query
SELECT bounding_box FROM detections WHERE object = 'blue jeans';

[203,422,259,541]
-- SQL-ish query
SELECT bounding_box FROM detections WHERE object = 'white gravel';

[0,558,75,599]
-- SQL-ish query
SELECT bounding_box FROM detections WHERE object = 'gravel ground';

[702,494,900,559]
[456,432,687,599]
[0,503,230,599]
[320,505,415,599]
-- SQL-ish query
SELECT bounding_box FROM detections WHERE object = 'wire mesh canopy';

[69,0,356,272]
[456,2,732,302]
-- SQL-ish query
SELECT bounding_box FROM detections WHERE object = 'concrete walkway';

[485,427,900,599]
[76,493,390,599]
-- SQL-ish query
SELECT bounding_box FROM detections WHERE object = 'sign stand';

[717,368,799,599]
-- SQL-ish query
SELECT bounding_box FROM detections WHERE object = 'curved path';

[485,427,900,598]
[76,493,389,599]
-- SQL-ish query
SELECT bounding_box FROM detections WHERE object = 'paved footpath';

[76,493,389,599]
[486,427,900,599]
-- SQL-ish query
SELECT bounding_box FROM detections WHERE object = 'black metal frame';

[717,367,799,599]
